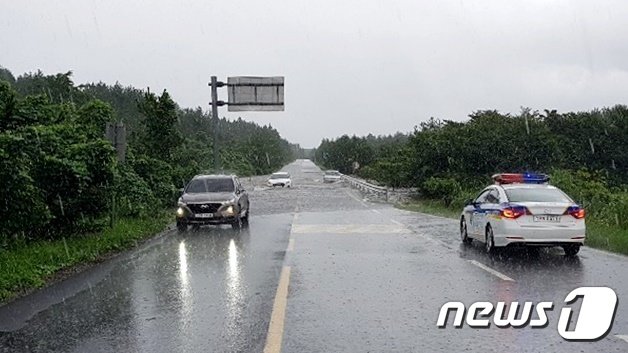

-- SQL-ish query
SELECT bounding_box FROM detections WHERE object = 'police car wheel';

[485,225,495,254]
[460,217,471,244]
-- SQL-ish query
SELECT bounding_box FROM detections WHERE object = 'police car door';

[470,189,491,238]
[482,189,501,232]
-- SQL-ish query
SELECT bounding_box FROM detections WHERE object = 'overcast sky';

[2,0,627,147]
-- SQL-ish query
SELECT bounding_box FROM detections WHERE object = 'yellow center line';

[287,238,295,252]
[263,266,292,353]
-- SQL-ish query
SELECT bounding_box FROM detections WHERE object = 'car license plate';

[533,215,561,223]
[195,213,213,218]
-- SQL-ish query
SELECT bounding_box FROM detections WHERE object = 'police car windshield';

[505,188,572,203]
[186,178,235,193]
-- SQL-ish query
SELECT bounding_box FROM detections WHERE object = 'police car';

[459,173,586,256]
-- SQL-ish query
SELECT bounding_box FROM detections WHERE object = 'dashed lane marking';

[388,219,452,249]
[468,260,515,282]
[344,189,368,207]
[615,335,628,344]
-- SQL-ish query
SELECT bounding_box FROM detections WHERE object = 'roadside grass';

[0,212,172,304]
[396,199,628,256]
[396,199,459,219]
[584,222,628,256]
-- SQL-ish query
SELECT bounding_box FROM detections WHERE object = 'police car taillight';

[501,206,528,219]
[565,206,586,219]
[492,173,549,184]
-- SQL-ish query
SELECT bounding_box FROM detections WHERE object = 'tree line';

[315,107,628,228]
[0,67,297,245]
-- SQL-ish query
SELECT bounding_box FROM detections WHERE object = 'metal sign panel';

[227,76,284,111]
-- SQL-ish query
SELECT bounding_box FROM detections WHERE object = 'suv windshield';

[505,188,572,203]
[326,171,340,176]
[185,178,235,193]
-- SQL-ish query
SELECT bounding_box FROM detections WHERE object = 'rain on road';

[1,159,627,352]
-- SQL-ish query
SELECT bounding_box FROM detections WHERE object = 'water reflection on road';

[178,240,192,349]
[226,237,244,337]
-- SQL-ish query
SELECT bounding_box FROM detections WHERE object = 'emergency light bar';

[492,173,550,184]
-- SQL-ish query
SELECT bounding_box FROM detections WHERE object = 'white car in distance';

[267,172,292,188]
[323,170,342,183]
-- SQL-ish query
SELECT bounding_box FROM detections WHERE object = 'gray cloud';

[2,0,627,147]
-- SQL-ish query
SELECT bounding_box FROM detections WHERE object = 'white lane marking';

[616,335,628,344]
[371,209,382,214]
[583,246,628,261]
[291,224,409,234]
[468,260,515,282]
[396,208,457,221]
[286,238,294,252]
[389,219,453,249]
[344,190,368,207]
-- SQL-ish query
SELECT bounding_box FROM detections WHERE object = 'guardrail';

[340,174,416,203]
[341,174,390,201]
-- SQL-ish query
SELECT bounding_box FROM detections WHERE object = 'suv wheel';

[242,208,250,227]
[231,216,243,230]
[177,221,187,232]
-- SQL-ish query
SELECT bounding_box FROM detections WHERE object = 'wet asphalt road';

[1,159,628,352]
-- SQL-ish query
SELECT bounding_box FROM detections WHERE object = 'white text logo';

[436,287,617,341]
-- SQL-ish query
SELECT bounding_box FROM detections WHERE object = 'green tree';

[137,90,182,163]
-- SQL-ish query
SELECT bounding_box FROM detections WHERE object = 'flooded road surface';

[1,160,627,352]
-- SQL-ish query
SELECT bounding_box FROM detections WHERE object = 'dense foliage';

[315,133,410,186]
[316,108,628,227]
[0,67,296,245]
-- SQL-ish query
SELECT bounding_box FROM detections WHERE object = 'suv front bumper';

[176,204,239,225]
[178,214,238,225]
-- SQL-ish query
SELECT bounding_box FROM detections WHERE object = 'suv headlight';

[222,198,236,206]
[223,205,235,215]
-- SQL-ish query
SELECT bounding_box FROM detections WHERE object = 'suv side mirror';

[465,198,475,206]
[178,187,185,194]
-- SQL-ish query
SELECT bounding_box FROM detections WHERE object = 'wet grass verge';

[396,199,628,256]
[0,212,172,304]
[396,199,459,219]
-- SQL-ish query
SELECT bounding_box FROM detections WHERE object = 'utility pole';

[210,76,220,172]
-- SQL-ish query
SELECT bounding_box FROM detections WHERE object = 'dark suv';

[176,175,250,231]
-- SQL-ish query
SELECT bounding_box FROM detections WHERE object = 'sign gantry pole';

[210,76,220,172]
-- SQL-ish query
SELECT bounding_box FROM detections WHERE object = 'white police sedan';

[459,173,586,256]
